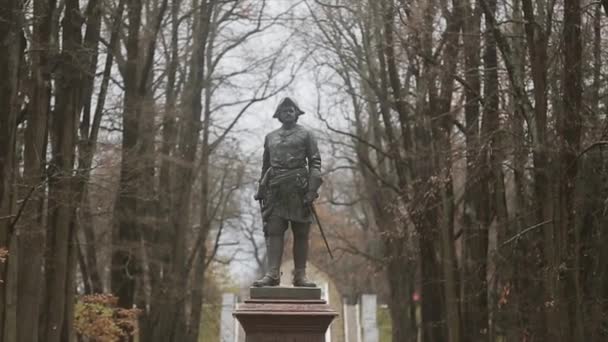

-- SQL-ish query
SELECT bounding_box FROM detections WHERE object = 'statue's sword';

[309,204,334,259]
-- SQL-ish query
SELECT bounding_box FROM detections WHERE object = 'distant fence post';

[220,293,237,342]
[360,294,379,342]
[343,297,360,342]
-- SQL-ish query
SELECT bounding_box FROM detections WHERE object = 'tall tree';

[556,0,583,339]
[17,0,53,340]
[461,1,487,341]
[111,0,145,310]
[0,1,25,340]
[41,0,87,340]
[75,0,126,295]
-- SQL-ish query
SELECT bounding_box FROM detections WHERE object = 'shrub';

[74,294,141,341]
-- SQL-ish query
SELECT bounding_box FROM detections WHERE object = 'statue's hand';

[254,183,265,201]
[303,191,318,205]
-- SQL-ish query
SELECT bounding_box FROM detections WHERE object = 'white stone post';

[220,293,237,342]
[343,299,360,342]
[360,294,379,342]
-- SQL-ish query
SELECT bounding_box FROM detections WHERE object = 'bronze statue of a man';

[253,97,322,287]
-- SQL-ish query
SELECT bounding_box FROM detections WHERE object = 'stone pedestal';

[233,287,338,342]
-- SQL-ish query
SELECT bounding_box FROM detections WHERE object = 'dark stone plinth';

[250,286,321,300]
[233,287,338,342]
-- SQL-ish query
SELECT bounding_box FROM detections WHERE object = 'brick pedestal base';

[233,287,337,342]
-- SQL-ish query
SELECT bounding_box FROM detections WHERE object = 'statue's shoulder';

[265,125,312,142]
[295,124,312,132]
[266,128,282,139]
[296,124,317,139]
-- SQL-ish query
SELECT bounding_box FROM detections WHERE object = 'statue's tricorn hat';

[273,97,305,118]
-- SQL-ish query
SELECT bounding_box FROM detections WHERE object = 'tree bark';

[519,2,557,337]
[407,0,446,335]
[375,1,416,341]
[111,0,143,310]
[41,1,84,341]
[0,1,25,340]
[479,0,504,337]
[556,0,583,339]
[145,1,213,340]
[434,1,464,340]
[586,5,604,340]
[17,0,54,340]
[74,0,113,295]
[461,1,486,340]
[186,4,215,339]
[143,0,180,340]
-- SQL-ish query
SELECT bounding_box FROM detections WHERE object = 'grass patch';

[378,305,392,342]
[199,304,221,342]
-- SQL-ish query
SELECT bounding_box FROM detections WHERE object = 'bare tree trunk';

[434,2,463,340]
[495,1,527,339]
[0,1,25,340]
[74,0,117,295]
[376,1,415,341]
[556,0,583,339]
[134,0,169,318]
[187,6,215,337]
[111,0,143,310]
[359,79,415,341]
[519,2,556,338]
[461,1,486,340]
[408,2,447,339]
[587,5,605,340]
[41,1,84,341]
[146,1,213,340]
[479,0,504,337]
[112,0,170,337]
[17,0,54,341]
[577,148,607,341]
[143,0,180,340]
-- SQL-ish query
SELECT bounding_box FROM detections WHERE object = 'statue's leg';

[253,215,287,287]
[292,221,316,287]
[267,215,287,278]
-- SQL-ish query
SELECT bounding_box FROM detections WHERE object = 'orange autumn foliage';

[74,294,141,342]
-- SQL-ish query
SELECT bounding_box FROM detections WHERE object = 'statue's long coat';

[260,124,321,223]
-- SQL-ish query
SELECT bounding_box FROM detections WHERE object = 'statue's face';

[278,106,298,124]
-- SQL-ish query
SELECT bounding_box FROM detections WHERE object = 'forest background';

[1,0,607,341]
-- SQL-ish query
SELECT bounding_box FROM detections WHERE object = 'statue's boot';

[293,268,316,287]
[293,224,316,287]
[252,234,283,287]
